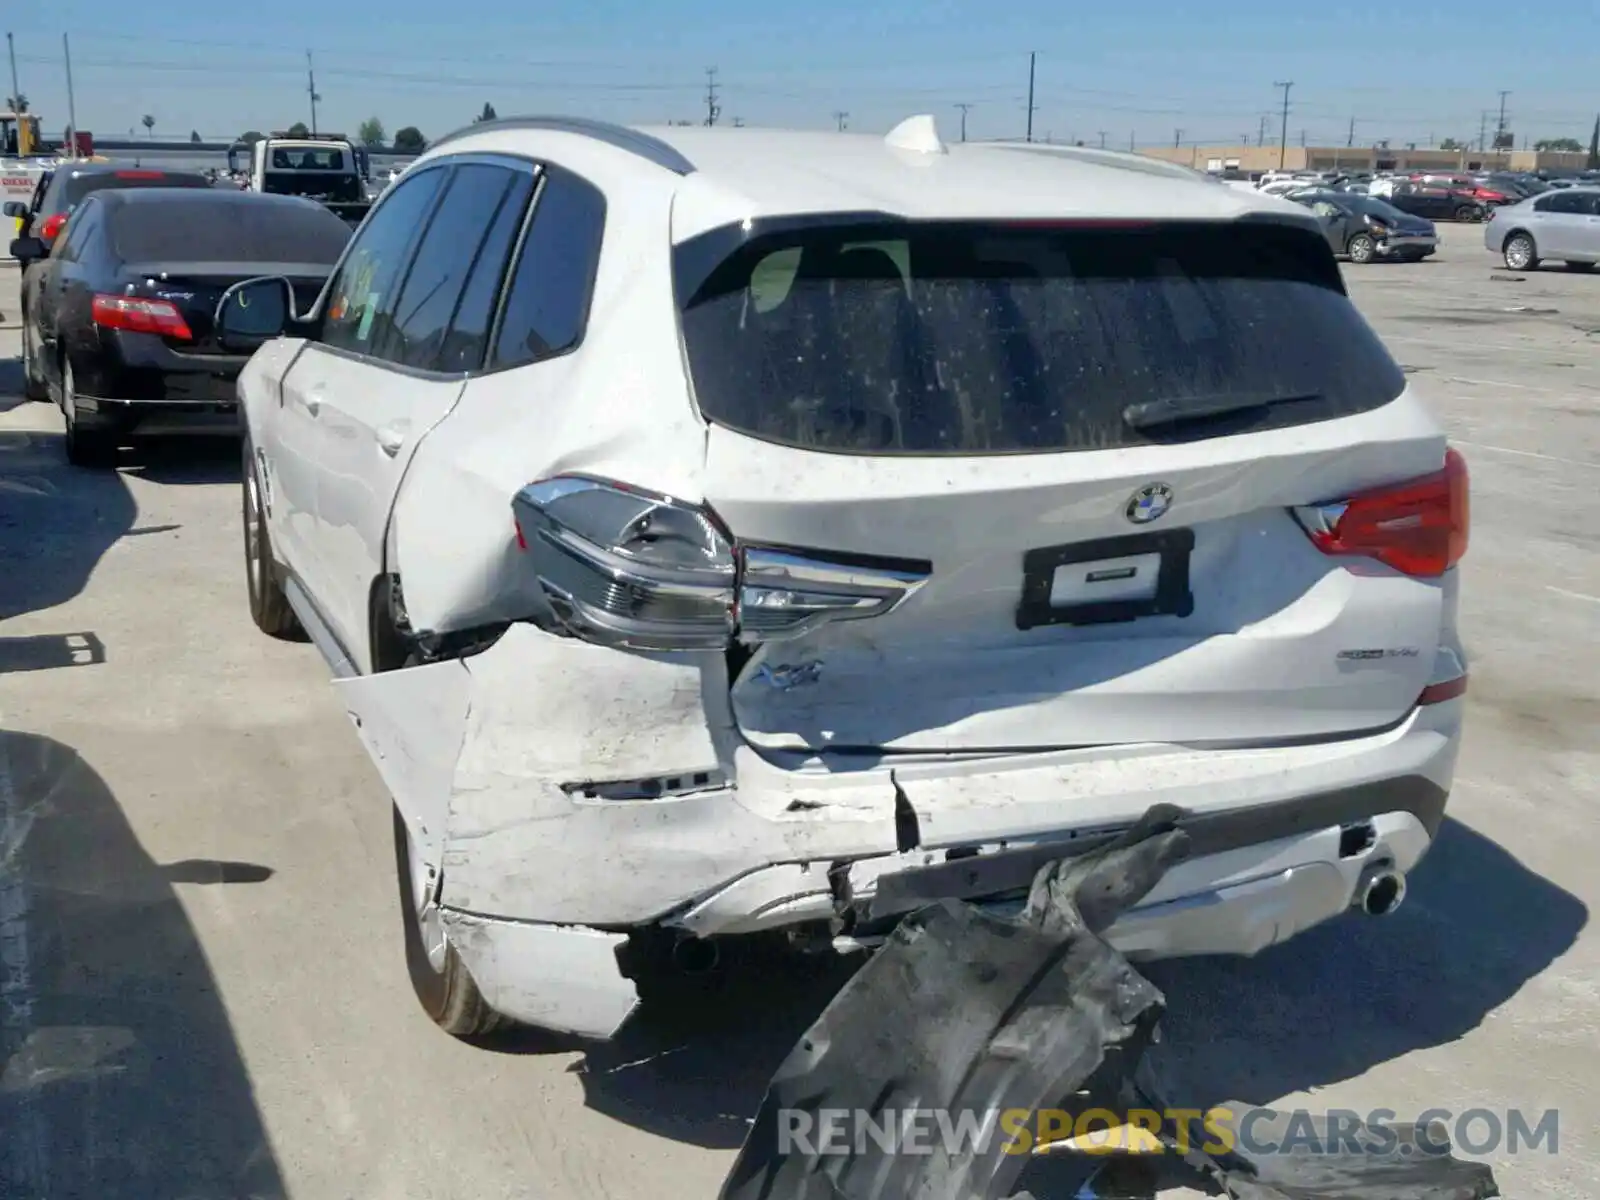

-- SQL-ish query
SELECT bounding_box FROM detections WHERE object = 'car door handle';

[376,423,408,456]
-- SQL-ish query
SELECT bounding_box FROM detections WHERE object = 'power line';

[1025,51,1036,142]
[1273,80,1293,168]
[704,66,720,126]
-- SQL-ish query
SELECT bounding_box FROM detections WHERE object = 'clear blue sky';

[5,2,1596,150]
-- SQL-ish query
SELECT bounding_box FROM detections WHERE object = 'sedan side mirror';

[2,201,26,218]
[215,276,300,353]
[9,235,46,262]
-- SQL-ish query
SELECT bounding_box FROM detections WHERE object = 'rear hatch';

[120,262,328,353]
[677,217,1453,755]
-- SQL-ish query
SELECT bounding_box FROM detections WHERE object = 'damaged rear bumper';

[336,624,1460,1041]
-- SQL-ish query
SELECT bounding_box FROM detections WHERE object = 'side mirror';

[215,276,298,353]
[9,235,46,262]
[2,201,25,218]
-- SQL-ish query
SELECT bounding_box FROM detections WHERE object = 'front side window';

[320,167,445,356]
[677,219,1405,455]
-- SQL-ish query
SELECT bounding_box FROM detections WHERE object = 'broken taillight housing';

[1292,448,1469,578]
[511,475,929,652]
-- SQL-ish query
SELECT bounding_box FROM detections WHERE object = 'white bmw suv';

[219,114,1470,1041]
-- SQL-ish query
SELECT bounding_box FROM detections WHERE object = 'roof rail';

[268,131,352,142]
[984,140,1212,183]
[425,115,697,175]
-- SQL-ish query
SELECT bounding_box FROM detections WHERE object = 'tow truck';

[227,130,372,227]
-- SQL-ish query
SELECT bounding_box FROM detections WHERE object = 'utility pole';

[1300,128,1306,147]
[1174,128,1183,147]
[1129,131,1136,151]
[306,50,321,134]
[732,116,744,128]
[833,110,848,131]
[1258,113,1268,146]
[1097,130,1107,148]
[1347,115,1356,147]
[1273,81,1293,169]
[1478,110,1488,153]
[6,32,21,122]
[1025,52,1036,142]
[63,33,78,157]
[955,102,971,142]
[704,67,721,126]
[1495,89,1509,149]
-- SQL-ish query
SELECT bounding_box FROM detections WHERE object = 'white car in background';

[218,113,1470,1042]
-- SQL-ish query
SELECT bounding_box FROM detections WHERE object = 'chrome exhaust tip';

[1353,865,1407,917]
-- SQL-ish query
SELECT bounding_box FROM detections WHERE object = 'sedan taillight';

[1292,448,1469,578]
[92,294,194,341]
[511,475,929,651]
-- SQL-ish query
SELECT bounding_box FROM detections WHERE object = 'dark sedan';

[1383,181,1488,223]
[5,163,213,251]
[1292,190,1438,263]
[11,188,351,467]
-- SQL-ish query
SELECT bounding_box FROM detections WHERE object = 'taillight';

[511,475,930,651]
[38,212,66,241]
[1293,448,1469,578]
[92,294,195,341]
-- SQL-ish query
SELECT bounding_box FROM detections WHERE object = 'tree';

[1589,116,1600,171]
[358,117,386,146]
[1535,137,1582,153]
[286,121,309,137]
[190,130,202,143]
[142,114,155,137]
[4,93,27,114]
[1438,137,1464,151]
[474,102,497,124]
[393,126,426,153]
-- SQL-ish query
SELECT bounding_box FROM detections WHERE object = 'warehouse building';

[1138,143,1592,177]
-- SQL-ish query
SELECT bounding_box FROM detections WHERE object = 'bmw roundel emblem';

[1126,483,1174,524]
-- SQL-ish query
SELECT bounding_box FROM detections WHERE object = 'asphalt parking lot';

[1,220,1596,1200]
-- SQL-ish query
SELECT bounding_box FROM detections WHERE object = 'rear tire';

[1453,205,1478,222]
[1503,232,1539,271]
[242,437,304,639]
[1346,233,1376,264]
[20,315,48,402]
[392,802,506,1039]
[60,362,117,469]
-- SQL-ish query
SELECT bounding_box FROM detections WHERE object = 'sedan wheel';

[1504,234,1538,272]
[241,439,304,639]
[60,362,116,469]
[1346,233,1376,264]
[20,320,47,402]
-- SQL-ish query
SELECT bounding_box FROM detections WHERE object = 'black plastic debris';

[718,804,1500,1200]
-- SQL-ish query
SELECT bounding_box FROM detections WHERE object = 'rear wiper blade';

[1123,391,1322,430]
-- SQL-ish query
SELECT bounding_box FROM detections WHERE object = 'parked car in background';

[1382,180,1487,223]
[11,187,352,466]
[221,116,1469,1042]
[1485,187,1600,272]
[4,162,213,252]
[1291,190,1437,262]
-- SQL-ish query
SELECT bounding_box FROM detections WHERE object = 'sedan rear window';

[676,219,1406,455]
[110,198,352,264]
[59,171,212,209]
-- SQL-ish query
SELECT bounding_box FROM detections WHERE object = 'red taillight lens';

[38,213,67,241]
[1418,674,1468,705]
[1295,449,1469,578]
[92,294,195,341]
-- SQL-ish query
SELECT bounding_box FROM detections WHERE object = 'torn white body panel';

[338,618,1461,934]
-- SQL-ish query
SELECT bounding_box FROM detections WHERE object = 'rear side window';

[109,197,352,264]
[379,163,531,371]
[676,220,1406,455]
[489,166,606,370]
[1535,191,1596,215]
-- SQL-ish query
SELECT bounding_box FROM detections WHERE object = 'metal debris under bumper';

[718,804,1500,1200]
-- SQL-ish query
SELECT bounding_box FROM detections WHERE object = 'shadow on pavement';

[563,817,1584,1158]
[0,730,286,1198]
[0,428,136,623]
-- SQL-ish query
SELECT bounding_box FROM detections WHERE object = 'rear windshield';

[676,220,1407,455]
[269,147,345,171]
[110,197,352,264]
[58,171,211,210]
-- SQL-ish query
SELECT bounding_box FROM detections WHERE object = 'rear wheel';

[1453,205,1479,222]
[1503,233,1539,271]
[60,362,117,469]
[392,800,506,1038]
[241,437,304,639]
[1345,233,1376,264]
